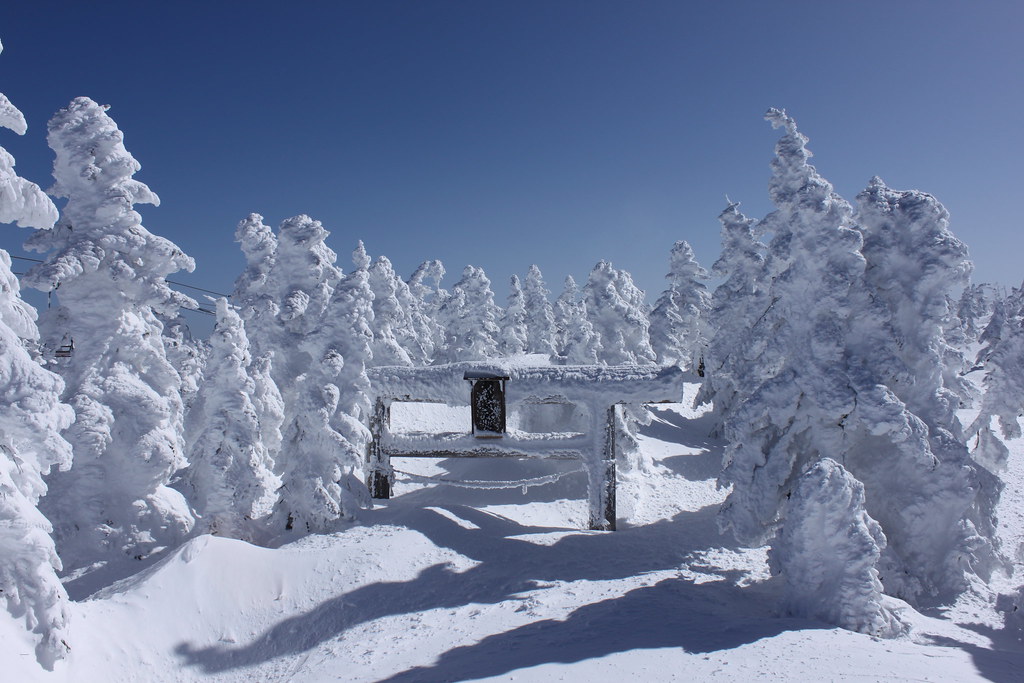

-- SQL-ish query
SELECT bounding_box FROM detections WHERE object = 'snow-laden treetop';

[24,97,195,314]
[0,39,58,230]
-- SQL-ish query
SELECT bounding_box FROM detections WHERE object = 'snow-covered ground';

[4,382,1023,682]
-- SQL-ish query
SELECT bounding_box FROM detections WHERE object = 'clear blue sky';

[1,1,1021,333]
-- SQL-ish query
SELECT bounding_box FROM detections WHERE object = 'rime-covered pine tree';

[366,249,414,367]
[261,214,341,399]
[232,213,279,361]
[696,202,768,427]
[583,261,655,365]
[857,176,975,419]
[966,319,1024,473]
[718,110,991,615]
[183,299,280,543]
[774,459,900,636]
[26,97,196,571]
[498,275,528,356]
[277,244,373,532]
[434,265,500,363]
[649,240,711,371]
[856,176,1002,586]
[160,313,206,413]
[522,265,557,356]
[0,53,74,668]
[554,275,600,364]
[408,259,447,359]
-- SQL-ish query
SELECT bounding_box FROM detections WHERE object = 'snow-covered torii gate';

[365,362,684,530]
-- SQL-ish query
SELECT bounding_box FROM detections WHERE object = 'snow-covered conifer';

[498,275,528,356]
[25,97,196,571]
[554,276,601,364]
[648,241,711,371]
[582,261,655,365]
[366,249,414,367]
[261,214,341,396]
[232,213,279,361]
[0,54,73,667]
[408,259,447,359]
[718,110,990,608]
[950,284,995,348]
[857,176,974,422]
[774,459,901,636]
[696,202,767,425]
[522,265,557,356]
[434,265,500,363]
[160,313,207,413]
[966,319,1024,472]
[184,299,280,543]
[277,244,373,532]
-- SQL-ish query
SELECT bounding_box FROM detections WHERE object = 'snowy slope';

[4,382,1024,682]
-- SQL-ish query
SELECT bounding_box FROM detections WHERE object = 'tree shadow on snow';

[923,620,1024,683]
[377,577,817,683]
[174,503,800,676]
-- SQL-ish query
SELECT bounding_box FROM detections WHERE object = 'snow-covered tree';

[160,313,206,413]
[773,459,901,637]
[25,97,196,571]
[498,275,528,356]
[553,275,600,364]
[649,240,711,371]
[857,176,974,418]
[696,202,768,427]
[951,283,996,348]
[583,261,655,365]
[276,244,373,532]
[717,110,991,612]
[0,261,75,668]
[856,176,1002,586]
[976,284,1024,368]
[522,265,557,357]
[966,319,1024,472]
[261,214,341,398]
[433,265,500,363]
[366,249,414,367]
[0,52,74,668]
[232,213,279,361]
[183,299,280,543]
[392,270,435,365]
[408,259,447,359]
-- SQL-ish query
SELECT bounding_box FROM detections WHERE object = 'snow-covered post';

[0,47,74,668]
[587,403,619,530]
[25,97,196,572]
[366,396,393,498]
[183,299,281,543]
[649,240,711,371]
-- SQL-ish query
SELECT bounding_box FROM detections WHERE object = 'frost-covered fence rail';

[366,362,684,530]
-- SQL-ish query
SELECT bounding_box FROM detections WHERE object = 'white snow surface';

[4,380,1023,681]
